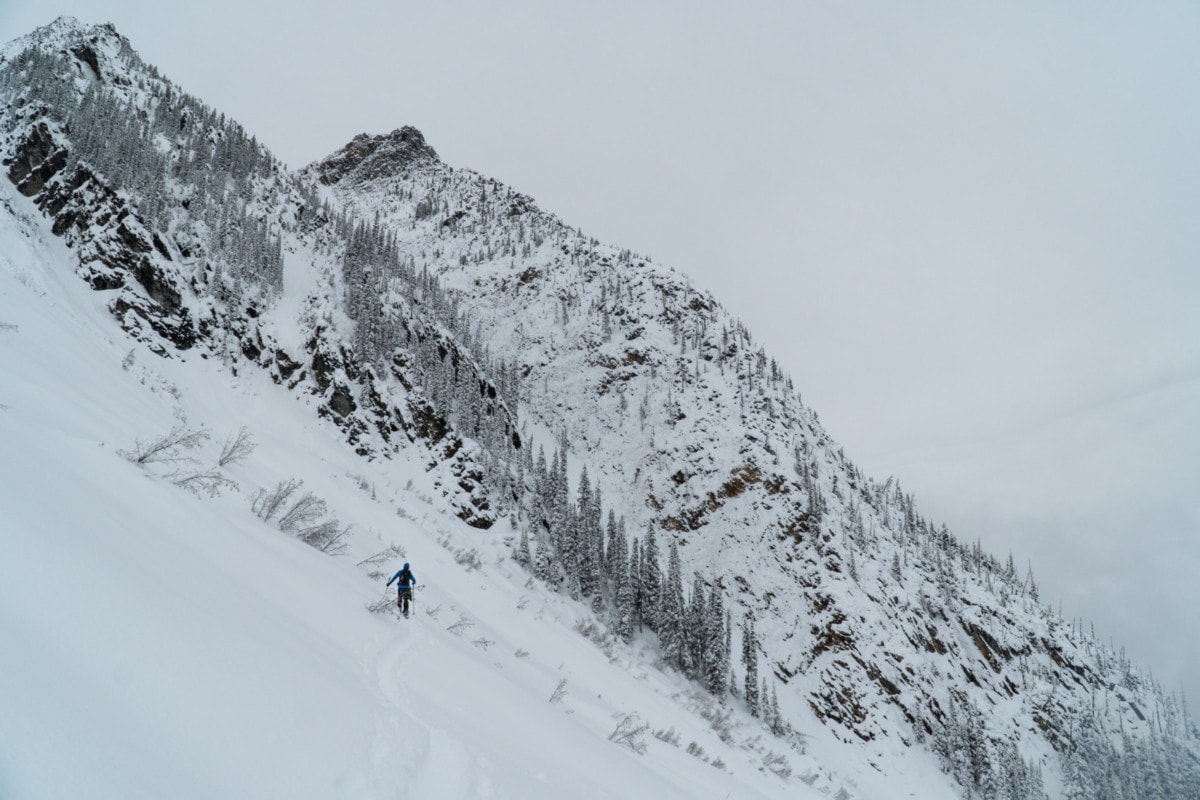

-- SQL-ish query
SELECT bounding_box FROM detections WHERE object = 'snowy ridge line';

[0,17,522,529]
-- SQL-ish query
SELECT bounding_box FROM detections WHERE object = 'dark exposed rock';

[5,123,194,351]
[70,44,101,80]
[329,384,356,418]
[309,127,439,186]
[311,350,334,392]
[131,259,182,312]
[6,123,68,196]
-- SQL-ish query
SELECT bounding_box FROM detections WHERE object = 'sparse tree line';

[505,433,795,734]
[1057,706,1200,800]
[1,45,291,300]
[919,685,1200,800]
[918,691,1050,800]
[330,212,533,516]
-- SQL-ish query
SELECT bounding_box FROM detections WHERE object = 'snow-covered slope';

[314,100,1200,798]
[2,16,1198,800]
[1,174,903,799]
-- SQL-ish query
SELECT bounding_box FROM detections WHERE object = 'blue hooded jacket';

[388,563,417,590]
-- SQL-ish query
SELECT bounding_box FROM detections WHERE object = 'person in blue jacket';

[387,563,417,618]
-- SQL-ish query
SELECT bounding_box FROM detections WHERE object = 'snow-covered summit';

[1,16,127,79]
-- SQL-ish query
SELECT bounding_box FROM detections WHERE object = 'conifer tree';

[641,525,662,632]
[704,588,728,696]
[614,537,635,643]
[743,613,759,716]
[575,466,598,598]
[660,540,686,670]
[533,537,557,587]
[629,537,643,629]
[516,528,532,568]
[687,572,707,680]
[768,685,784,735]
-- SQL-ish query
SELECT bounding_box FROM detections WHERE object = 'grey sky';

[4,1,1198,704]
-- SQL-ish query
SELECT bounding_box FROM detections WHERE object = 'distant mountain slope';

[1,16,1197,799]
[313,116,1200,797]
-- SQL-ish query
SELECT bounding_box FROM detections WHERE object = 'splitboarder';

[387,562,417,618]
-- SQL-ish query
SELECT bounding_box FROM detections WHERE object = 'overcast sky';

[4,1,1198,705]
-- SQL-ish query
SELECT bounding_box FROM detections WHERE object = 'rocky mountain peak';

[308,126,439,186]
[2,17,132,87]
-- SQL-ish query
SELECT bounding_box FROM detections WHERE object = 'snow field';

[0,180,846,799]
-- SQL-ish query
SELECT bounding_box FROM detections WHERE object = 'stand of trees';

[2,44,290,300]
[510,435,754,710]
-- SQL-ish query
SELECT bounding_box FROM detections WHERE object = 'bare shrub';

[347,472,376,498]
[549,678,568,704]
[296,521,351,555]
[686,741,707,760]
[252,479,349,555]
[653,726,681,747]
[763,750,792,780]
[218,427,257,467]
[446,615,473,636]
[251,478,300,521]
[278,491,326,532]
[608,713,649,754]
[172,467,238,497]
[357,544,405,569]
[367,593,396,614]
[121,424,209,465]
[454,547,483,571]
[701,705,734,744]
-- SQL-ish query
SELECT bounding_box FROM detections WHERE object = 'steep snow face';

[315,132,1200,793]
[3,176,895,800]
